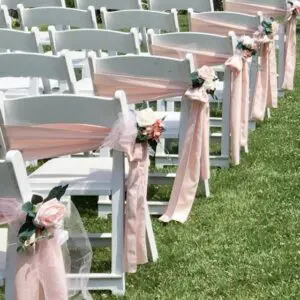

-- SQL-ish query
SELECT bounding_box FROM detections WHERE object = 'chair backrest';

[148,0,214,12]
[0,52,77,93]
[148,31,236,62]
[1,93,128,129]
[49,27,140,56]
[75,0,142,10]
[0,28,40,53]
[18,5,97,30]
[101,8,179,33]
[89,53,194,85]
[0,5,11,29]
[1,0,65,9]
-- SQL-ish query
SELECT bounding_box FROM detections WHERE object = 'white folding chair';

[75,0,142,10]
[147,30,235,169]
[223,0,287,89]
[148,0,214,12]
[101,8,179,52]
[0,52,77,98]
[188,10,262,123]
[87,53,210,215]
[0,93,133,295]
[0,5,11,29]
[0,0,65,9]
[17,5,97,46]
[49,26,140,77]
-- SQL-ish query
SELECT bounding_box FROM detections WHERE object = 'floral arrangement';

[236,36,257,58]
[17,185,68,254]
[255,19,279,41]
[288,0,300,16]
[191,69,218,99]
[135,108,165,153]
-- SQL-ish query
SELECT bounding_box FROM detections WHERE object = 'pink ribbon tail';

[225,55,249,165]
[124,143,149,272]
[282,15,297,90]
[159,87,210,223]
[251,41,278,121]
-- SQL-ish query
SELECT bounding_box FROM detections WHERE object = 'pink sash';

[190,14,255,36]
[150,41,248,165]
[151,44,230,66]
[225,0,296,90]
[225,55,249,165]
[93,72,211,224]
[225,1,286,17]
[251,38,278,120]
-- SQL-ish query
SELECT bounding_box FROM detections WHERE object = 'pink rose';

[34,199,65,228]
[295,1,300,13]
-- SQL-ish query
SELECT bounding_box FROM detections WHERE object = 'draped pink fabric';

[93,71,211,224]
[225,1,297,90]
[93,74,189,104]
[0,198,68,300]
[190,15,255,36]
[225,1,286,17]
[251,39,278,121]
[159,86,210,223]
[282,14,297,90]
[151,44,230,66]
[225,55,249,165]
[100,114,149,273]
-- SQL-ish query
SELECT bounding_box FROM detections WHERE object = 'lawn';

[1,16,300,300]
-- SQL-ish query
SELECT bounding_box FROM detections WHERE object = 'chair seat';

[29,157,129,196]
[0,77,59,98]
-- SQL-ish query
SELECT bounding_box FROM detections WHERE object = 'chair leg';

[145,203,158,262]
[203,180,210,198]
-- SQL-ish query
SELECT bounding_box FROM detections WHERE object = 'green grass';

[2,14,300,300]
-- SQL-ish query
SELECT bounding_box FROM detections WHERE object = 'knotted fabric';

[225,0,297,90]
[225,55,249,165]
[0,197,92,300]
[251,35,278,120]
[92,70,211,224]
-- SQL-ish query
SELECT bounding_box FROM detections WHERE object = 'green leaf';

[44,184,69,202]
[22,202,34,213]
[191,71,204,89]
[18,223,36,240]
[31,194,43,205]
[27,211,36,218]
[16,245,25,254]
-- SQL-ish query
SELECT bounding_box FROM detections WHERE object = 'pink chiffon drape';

[0,198,68,300]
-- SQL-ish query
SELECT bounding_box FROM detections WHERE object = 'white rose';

[136,108,156,127]
[240,35,254,49]
[203,80,216,91]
